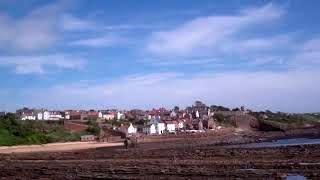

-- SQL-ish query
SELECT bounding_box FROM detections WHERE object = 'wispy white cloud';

[61,14,97,31]
[142,3,309,72]
[249,56,285,67]
[123,72,182,85]
[292,38,320,68]
[221,34,294,55]
[0,2,65,52]
[0,54,86,74]
[69,35,126,47]
[103,24,164,31]
[0,1,133,51]
[140,58,218,66]
[146,3,284,57]
[60,13,165,32]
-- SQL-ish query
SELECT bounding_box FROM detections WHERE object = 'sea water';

[228,138,320,148]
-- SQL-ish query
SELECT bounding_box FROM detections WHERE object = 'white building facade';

[117,112,125,120]
[143,124,156,134]
[37,112,43,120]
[166,123,176,133]
[48,111,62,120]
[178,121,184,129]
[127,123,137,134]
[21,114,36,120]
[103,113,115,120]
[43,111,50,120]
[156,122,166,135]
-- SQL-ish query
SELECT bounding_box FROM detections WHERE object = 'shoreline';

[1,137,320,179]
[0,141,122,154]
[1,126,320,154]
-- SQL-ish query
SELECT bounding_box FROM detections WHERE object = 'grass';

[0,114,89,146]
[258,113,320,130]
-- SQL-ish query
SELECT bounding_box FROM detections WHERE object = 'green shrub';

[87,120,101,136]
[0,114,85,146]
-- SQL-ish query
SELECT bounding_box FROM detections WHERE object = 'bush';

[0,129,17,146]
[25,133,49,144]
[0,114,84,146]
[214,114,236,127]
[87,120,101,136]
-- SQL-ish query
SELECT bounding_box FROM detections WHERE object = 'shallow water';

[229,138,320,148]
[286,175,306,180]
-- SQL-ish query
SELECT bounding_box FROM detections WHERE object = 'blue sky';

[0,0,319,112]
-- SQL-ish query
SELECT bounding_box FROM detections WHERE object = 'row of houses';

[15,101,223,121]
[16,108,64,121]
[15,102,248,134]
[118,121,180,136]
[114,102,242,135]
[23,111,63,121]
[99,111,125,120]
[16,107,178,122]
[15,108,126,121]
[117,115,216,136]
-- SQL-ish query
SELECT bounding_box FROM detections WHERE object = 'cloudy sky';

[0,0,319,112]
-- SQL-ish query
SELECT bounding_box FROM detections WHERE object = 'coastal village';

[2,102,320,179]
[1,102,320,179]
[6,101,255,141]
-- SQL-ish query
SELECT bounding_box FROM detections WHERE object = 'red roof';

[87,111,98,116]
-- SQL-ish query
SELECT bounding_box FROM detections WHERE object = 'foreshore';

[1,126,320,154]
[0,141,122,154]
[1,128,320,179]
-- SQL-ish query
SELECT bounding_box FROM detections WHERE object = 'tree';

[232,108,240,111]
[265,110,273,114]
[194,101,205,107]
[174,106,180,112]
[87,120,101,136]
[215,114,225,123]
[211,105,230,111]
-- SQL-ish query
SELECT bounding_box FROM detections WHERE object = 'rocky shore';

[0,128,320,179]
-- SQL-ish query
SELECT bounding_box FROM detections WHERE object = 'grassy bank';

[251,111,320,131]
[0,114,86,146]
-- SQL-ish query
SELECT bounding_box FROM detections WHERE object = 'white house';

[36,111,50,120]
[21,114,36,120]
[196,110,200,118]
[43,111,50,120]
[157,122,166,135]
[143,124,156,134]
[64,111,70,120]
[48,111,62,120]
[127,123,137,134]
[117,112,125,120]
[178,121,184,129]
[98,111,103,118]
[166,123,176,133]
[103,113,115,120]
[37,112,43,120]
